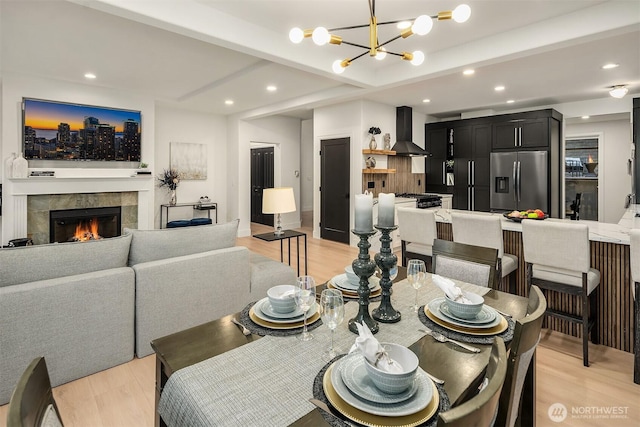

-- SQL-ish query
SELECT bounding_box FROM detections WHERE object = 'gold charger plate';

[327,281,382,299]
[424,306,508,336]
[249,307,321,330]
[323,364,439,427]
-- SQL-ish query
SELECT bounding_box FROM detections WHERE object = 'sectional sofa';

[0,220,295,404]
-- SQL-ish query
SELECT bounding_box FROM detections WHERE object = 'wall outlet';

[367,181,375,188]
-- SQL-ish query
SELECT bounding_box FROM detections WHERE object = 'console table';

[253,230,307,276]
[160,202,217,228]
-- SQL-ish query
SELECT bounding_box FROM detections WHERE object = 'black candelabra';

[372,225,401,323]
[348,229,379,334]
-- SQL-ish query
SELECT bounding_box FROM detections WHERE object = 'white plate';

[332,274,379,291]
[258,298,304,319]
[339,354,419,404]
[438,301,496,325]
[427,298,501,330]
[330,356,432,417]
[253,298,317,324]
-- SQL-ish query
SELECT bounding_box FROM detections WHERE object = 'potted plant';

[368,126,381,150]
[158,168,181,205]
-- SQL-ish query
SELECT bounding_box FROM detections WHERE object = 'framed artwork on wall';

[170,142,207,180]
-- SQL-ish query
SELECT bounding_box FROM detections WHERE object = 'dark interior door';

[321,138,350,243]
[251,147,274,225]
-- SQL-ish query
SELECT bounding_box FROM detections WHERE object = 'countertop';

[412,205,640,245]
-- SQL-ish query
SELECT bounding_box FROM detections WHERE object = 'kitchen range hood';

[392,106,429,156]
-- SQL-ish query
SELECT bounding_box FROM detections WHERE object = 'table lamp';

[262,187,296,235]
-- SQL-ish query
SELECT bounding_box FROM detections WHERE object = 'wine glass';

[407,259,426,312]
[320,289,345,360]
[295,276,316,341]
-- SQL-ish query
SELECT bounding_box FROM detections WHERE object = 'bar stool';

[630,229,640,384]
[397,207,437,271]
[451,212,517,291]
[522,220,600,367]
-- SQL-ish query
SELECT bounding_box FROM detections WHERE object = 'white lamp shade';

[262,187,297,214]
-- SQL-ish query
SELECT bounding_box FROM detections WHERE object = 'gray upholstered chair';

[522,220,600,367]
[7,357,64,427]
[630,229,640,384]
[432,239,498,288]
[496,285,547,427]
[437,337,507,427]
[451,212,517,292]
[397,207,437,271]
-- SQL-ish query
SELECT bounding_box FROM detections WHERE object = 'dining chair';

[432,239,499,288]
[437,337,507,427]
[496,285,547,427]
[7,357,64,427]
[397,207,437,271]
[451,212,517,292]
[630,229,640,384]
[522,220,600,367]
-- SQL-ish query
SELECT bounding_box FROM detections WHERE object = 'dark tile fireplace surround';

[27,192,138,245]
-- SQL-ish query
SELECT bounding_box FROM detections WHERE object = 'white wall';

[300,119,313,212]
[154,105,228,228]
[236,115,302,236]
[566,117,632,223]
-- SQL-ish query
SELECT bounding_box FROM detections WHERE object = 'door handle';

[514,128,518,147]
[468,187,471,210]
[442,162,446,185]
[467,161,471,186]
[512,161,517,203]
[519,127,522,147]
[472,187,475,211]
[471,161,475,186]
[516,161,522,202]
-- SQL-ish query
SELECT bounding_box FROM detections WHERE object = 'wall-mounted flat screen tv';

[22,98,141,162]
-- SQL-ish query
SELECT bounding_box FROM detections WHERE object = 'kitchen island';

[403,206,638,353]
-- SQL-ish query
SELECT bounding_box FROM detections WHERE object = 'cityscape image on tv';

[23,98,141,161]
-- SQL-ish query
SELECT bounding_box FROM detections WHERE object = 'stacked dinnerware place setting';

[327,265,382,300]
[248,283,321,332]
[320,322,443,426]
[421,276,512,343]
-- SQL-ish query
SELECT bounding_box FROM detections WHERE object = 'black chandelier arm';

[375,34,403,49]
[328,23,371,32]
[369,0,375,18]
[341,40,371,50]
[349,50,372,63]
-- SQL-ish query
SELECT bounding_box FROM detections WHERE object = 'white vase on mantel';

[12,152,29,178]
[4,152,16,178]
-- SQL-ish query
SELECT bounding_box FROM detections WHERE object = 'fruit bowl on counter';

[503,209,547,222]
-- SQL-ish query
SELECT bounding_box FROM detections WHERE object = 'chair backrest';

[397,207,438,246]
[451,212,505,258]
[437,337,508,427]
[496,285,547,427]
[521,220,590,274]
[7,357,63,427]
[432,239,499,288]
[631,229,640,299]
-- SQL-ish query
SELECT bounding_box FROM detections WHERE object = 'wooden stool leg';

[582,292,590,367]
[634,282,640,384]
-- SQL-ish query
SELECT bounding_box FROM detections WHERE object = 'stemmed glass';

[320,289,345,360]
[295,275,316,341]
[407,259,426,312]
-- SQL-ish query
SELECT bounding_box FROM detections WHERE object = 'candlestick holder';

[373,225,401,323]
[348,229,379,335]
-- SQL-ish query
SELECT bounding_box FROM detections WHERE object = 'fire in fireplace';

[50,206,122,243]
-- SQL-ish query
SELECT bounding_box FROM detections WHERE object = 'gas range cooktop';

[394,193,442,208]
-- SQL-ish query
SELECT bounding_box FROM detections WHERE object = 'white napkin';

[349,322,403,373]
[432,274,472,304]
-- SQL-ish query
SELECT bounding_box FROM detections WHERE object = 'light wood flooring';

[1,222,638,426]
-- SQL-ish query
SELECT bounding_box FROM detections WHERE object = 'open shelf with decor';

[362,149,396,155]
[362,168,396,174]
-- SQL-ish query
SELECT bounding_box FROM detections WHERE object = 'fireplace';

[50,206,122,243]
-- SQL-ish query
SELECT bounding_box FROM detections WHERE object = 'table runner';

[158,277,491,426]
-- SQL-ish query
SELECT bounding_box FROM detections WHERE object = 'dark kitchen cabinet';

[492,111,559,150]
[452,123,491,211]
[424,126,448,194]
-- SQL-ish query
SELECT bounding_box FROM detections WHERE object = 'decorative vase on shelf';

[365,156,376,169]
[383,133,391,150]
[12,152,28,178]
[170,189,177,206]
[369,135,377,150]
[4,152,16,178]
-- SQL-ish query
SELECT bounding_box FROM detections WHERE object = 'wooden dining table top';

[151,271,529,426]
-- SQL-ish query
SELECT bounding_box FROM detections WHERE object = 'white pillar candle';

[377,193,395,227]
[355,193,374,232]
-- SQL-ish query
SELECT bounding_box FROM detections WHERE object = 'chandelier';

[289,1,471,74]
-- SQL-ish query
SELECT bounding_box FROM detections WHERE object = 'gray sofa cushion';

[0,233,132,288]
[125,219,239,266]
[249,252,296,297]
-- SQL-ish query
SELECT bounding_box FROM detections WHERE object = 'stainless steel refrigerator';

[490,151,548,213]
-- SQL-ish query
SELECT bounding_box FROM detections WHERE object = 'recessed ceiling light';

[582,116,590,119]
[225,99,234,105]
[602,63,619,70]
[494,85,505,91]
[506,99,515,104]
[84,73,96,79]
[463,69,475,76]
[266,85,277,92]
[422,99,431,103]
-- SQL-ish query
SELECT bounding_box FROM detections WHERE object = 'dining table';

[151,270,532,427]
